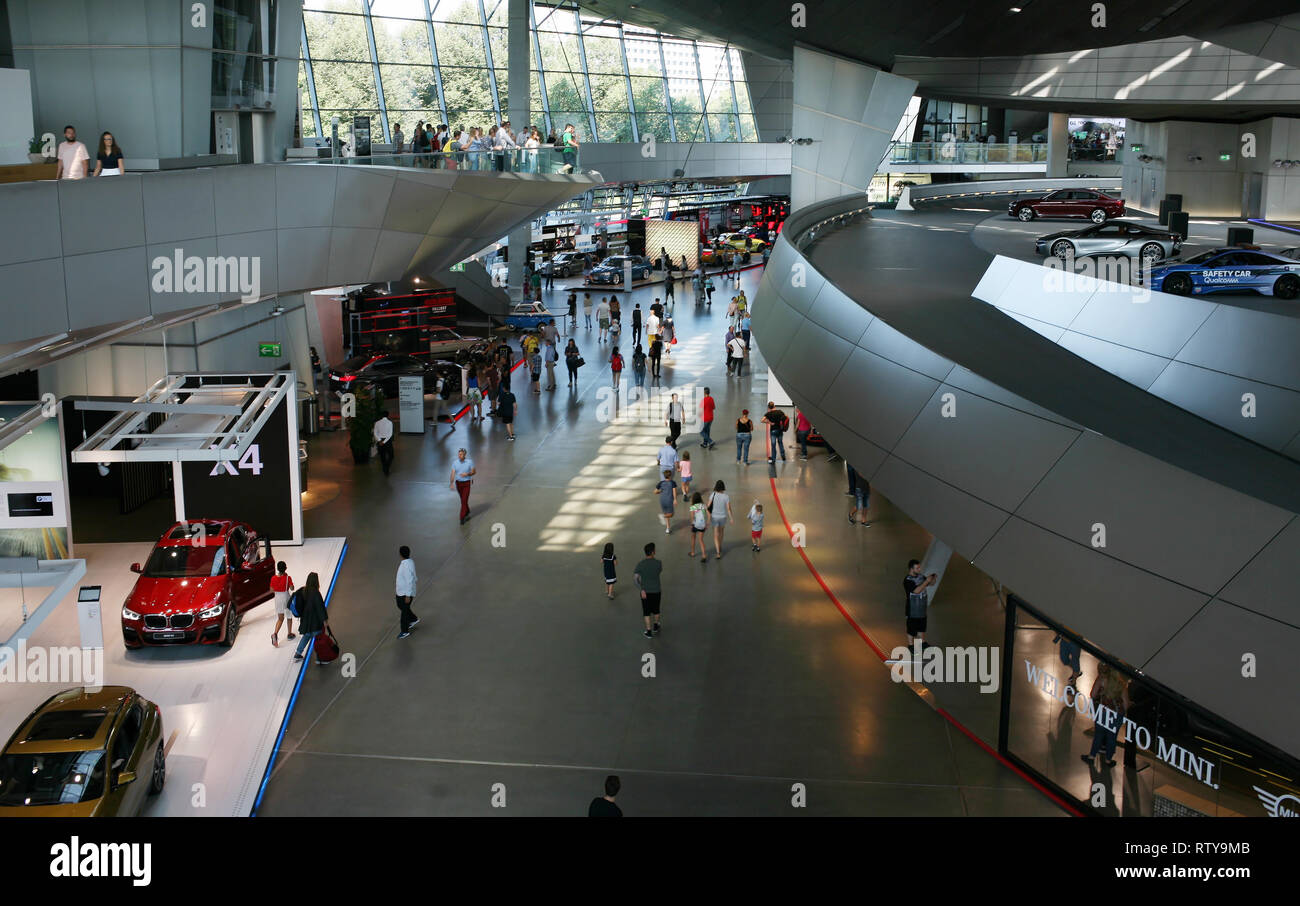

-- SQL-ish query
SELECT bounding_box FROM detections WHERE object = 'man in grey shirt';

[633,542,663,639]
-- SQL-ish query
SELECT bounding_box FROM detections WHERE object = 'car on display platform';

[1008,189,1125,223]
[0,686,165,816]
[503,301,564,329]
[121,520,274,649]
[717,233,769,252]
[543,252,584,277]
[701,245,737,266]
[587,255,653,285]
[428,326,486,359]
[328,353,446,396]
[1035,220,1181,263]
[1145,248,1300,299]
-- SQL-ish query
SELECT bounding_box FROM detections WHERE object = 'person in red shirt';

[699,388,716,449]
[795,409,812,460]
[610,346,624,389]
[269,561,296,647]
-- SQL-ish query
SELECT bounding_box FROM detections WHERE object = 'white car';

[428,326,483,358]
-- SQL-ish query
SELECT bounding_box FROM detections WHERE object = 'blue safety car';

[1146,248,1300,299]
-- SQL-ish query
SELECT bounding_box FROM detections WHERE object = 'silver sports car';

[1034,220,1181,263]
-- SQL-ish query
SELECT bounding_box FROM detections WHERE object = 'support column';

[507,0,531,303]
[1046,111,1069,178]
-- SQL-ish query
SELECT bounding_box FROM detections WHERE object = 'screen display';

[77,586,101,602]
[7,492,54,517]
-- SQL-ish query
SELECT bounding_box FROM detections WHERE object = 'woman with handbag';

[565,339,582,386]
[292,572,329,663]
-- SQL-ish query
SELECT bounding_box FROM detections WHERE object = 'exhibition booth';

[0,376,346,816]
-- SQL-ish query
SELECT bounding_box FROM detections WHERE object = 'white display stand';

[398,375,425,434]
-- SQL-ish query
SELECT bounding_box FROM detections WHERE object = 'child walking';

[655,469,677,533]
[601,542,618,599]
[689,492,707,558]
[748,501,765,552]
[678,449,693,501]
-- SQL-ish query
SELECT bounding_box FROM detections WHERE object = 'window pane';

[486,26,507,67]
[537,29,583,72]
[708,114,737,142]
[441,66,494,118]
[379,64,440,112]
[624,38,662,78]
[636,110,672,142]
[434,22,487,68]
[594,111,633,143]
[370,0,426,18]
[304,11,370,63]
[629,76,665,112]
[304,0,363,11]
[312,60,379,109]
[371,16,432,64]
[547,73,587,115]
[582,32,623,75]
[738,113,757,142]
[588,71,627,119]
[432,0,480,24]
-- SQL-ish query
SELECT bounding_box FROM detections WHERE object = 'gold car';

[0,686,165,816]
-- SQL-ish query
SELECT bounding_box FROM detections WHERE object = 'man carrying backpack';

[762,402,788,463]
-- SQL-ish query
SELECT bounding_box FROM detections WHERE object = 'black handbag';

[575,357,586,367]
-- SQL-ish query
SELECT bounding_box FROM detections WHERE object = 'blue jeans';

[736,432,752,463]
[634,368,645,387]
[1089,723,1118,760]
[295,630,319,658]
[584,313,592,328]
[701,420,713,446]
[768,431,785,461]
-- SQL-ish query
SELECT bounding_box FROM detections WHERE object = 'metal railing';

[887,142,1049,164]
[292,147,579,174]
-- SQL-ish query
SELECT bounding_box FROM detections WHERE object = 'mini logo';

[1255,786,1300,818]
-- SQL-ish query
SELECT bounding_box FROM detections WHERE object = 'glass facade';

[298,0,756,143]
[1001,595,1300,818]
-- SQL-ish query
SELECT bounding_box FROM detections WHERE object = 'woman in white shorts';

[270,561,296,647]
[706,480,733,560]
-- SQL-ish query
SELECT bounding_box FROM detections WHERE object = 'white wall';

[0,68,36,165]
[38,302,311,399]
[1122,117,1300,218]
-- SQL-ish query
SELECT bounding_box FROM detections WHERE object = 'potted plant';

[28,136,48,164]
[348,387,384,464]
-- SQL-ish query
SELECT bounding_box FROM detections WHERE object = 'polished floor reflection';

[258,268,1058,816]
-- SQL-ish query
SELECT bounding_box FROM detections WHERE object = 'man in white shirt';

[395,545,419,639]
[492,123,517,171]
[56,125,89,180]
[728,335,747,377]
[646,311,661,346]
[595,297,611,342]
[373,409,395,476]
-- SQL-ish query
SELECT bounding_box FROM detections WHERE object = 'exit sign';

[259,342,282,357]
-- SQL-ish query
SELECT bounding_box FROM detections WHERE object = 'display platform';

[0,537,345,816]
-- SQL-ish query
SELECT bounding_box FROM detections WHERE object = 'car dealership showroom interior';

[2,0,1300,882]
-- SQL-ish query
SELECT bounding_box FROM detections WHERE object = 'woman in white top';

[93,132,126,177]
[706,479,733,560]
[524,127,541,173]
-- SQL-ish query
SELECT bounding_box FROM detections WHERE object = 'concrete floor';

[258,266,1059,817]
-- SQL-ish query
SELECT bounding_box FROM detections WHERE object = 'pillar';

[1046,111,1069,178]
[506,0,531,302]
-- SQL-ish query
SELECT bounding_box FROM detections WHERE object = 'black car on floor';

[328,354,460,398]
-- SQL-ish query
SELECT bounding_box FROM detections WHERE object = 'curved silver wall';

[0,163,598,374]
[753,196,1300,757]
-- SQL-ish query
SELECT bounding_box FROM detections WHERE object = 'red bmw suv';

[121,520,274,649]
[1008,189,1125,224]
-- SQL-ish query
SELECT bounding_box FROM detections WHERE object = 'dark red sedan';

[121,520,274,649]
[1008,189,1125,224]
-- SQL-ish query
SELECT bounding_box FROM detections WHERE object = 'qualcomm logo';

[1254,786,1300,818]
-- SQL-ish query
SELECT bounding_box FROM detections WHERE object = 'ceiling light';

[1009,6,1022,11]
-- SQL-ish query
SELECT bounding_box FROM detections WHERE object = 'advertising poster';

[354,115,372,156]
[0,404,69,559]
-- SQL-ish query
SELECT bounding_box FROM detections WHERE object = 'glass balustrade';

[294,147,579,174]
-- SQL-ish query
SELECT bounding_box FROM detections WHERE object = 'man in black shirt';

[903,559,938,650]
[762,402,788,463]
[631,303,643,346]
[588,775,623,817]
